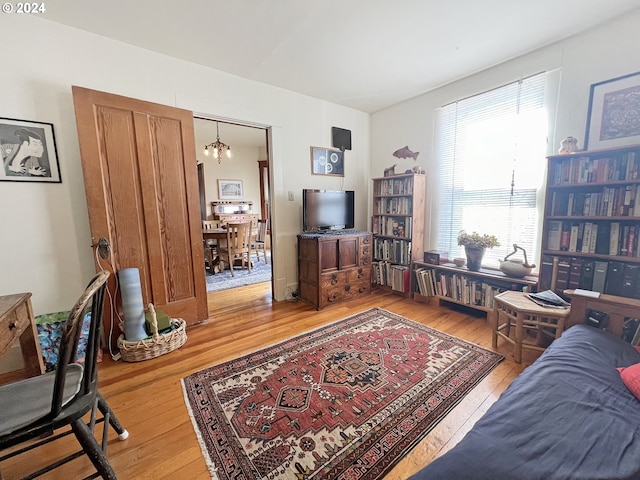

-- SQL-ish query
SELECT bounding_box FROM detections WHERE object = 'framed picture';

[584,71,640,150]
[311,146,344,176]
[218,179,243,200]
[0,117,61,183]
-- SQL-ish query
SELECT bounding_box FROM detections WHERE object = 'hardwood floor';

[1,283,543,479]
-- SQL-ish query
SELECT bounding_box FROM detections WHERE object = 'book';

[568,224,579,252]
[527,290,570,309]
[580,260,595,290]
[604,261,625,296]
[592,261,609,293]
[620,263,640,298]
[609,222,621,256]
[539,254,555,291]
[594,222,610,255]
[568,257,583,289]
[555,258,571,292]
[546,220,563,251]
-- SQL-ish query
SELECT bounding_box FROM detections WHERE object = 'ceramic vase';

[464,246,486,271]
[118,267,148,341]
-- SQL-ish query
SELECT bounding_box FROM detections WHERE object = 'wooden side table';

[0,293,45,378]
[491,290,571,363]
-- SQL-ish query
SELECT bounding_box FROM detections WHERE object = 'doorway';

[194,117,273,294]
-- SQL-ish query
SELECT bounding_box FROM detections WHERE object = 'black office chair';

[0,271,128,479]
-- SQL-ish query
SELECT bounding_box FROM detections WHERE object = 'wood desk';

[0,293,45,377]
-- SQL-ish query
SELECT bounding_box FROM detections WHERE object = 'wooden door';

[72,86,208,346]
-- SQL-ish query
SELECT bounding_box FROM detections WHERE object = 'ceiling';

[41,1,640,114]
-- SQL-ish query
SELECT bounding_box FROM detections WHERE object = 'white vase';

[118,268,148,341]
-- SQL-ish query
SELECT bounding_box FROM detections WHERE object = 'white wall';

[371,10,640,261]
[0,15,370,318]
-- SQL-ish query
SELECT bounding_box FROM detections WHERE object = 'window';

[433,72,549,269]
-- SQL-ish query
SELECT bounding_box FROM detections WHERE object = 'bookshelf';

[540,144,640,301]
[412,261,537,313]
[371,173,425,294]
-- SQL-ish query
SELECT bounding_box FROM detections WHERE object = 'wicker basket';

[117,304,187,362]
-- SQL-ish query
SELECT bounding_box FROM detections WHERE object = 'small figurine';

[559,137,579,154]
[384,164,396,177]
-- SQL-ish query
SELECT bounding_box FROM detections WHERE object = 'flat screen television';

[303,189,355,232]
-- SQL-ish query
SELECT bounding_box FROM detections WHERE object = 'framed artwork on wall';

[584,70,640,150]
[218,179,243,199]
[311,146,344,176]
[0,117,61,183]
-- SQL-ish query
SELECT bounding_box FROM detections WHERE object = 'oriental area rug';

[181,308,503,480]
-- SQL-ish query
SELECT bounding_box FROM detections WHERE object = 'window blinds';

[433,72,548,269]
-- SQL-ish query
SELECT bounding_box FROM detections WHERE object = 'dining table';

[202,227,255,273]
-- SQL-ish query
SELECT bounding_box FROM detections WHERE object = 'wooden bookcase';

[412,261,537,314]
[540,144,640,301]
[371,173,426,294]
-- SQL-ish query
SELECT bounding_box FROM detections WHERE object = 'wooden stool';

[491,290,571,363]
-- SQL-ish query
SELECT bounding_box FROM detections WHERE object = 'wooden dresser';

[210,201,258,224]
[298,231,372,309]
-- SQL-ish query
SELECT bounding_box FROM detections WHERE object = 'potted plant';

[457,230,500,271]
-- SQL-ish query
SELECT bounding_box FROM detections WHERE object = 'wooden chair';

[218,222,252,277]
[202,220,221,272]
[252,219,268,263]
[0,271,128,479]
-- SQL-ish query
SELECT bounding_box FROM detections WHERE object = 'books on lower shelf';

[373,261,410,293]
[413,266,531,310]
[540,254,640,300]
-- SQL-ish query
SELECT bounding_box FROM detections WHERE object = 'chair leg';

[97,393,129,441]
[228,253,235,277]
[71,419,118,480]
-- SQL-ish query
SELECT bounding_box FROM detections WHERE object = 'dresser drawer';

[0,301,28,353]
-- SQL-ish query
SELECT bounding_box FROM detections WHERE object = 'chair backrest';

[257,219,268,242]
[225,222,251,254]
[51,271,109,417]
[202,220,221,230]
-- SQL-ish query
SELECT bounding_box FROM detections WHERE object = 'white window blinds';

[433,72,548,269]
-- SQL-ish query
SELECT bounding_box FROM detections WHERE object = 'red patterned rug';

[181,307,503,480]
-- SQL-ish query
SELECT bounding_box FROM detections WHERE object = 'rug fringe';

[181,378,220,480]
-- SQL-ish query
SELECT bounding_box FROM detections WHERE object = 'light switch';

[288,191,294,201]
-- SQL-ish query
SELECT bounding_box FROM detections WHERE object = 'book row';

[413,267,532,309]
[550,150,639,185]
[372,261,410,293]
[373,238,412,265]
[373,177,415,196]
[540,255,640,299]
[371,215,413,238]
[546,220,640,257]
[549,185,640,218]
[373,196,414,215]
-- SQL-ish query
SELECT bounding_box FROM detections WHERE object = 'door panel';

[72,86,207,347]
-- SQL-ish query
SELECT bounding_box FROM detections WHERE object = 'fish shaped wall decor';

[392,146,419,160]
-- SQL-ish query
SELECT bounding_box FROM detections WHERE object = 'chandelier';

[203,121,231,163]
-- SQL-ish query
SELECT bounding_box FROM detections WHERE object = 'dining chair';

[252,219,268,263]
[202,220,222,272]
[0,271,128,480]
[218,221,252,277]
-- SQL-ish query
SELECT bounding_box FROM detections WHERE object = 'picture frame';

[0,117,61,183]
[584,71,640,150]
[218,179,243,200]
[311,146,344,176]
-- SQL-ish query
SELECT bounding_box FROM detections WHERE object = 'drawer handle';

[331,273,338,285]
[362,259,369,265]
[357,268,364,278]
[363,247,369,254]
[359,286,367,293]
[328,294,337,302]
[8,322,17,331]
[344,284,351,292]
